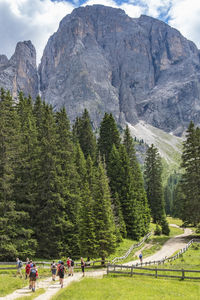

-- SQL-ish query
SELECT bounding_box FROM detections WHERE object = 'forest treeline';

[0,88,199,261]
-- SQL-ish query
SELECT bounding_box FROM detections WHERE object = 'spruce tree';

[79,181,97,259]
[107,144,141,239]
[34,104,66,258]
[55,108,81,256]
[180,122,200,225]
[144,144,169,234]
[123,126,150,235]
[73,109,96,161]
[93,160,116,262]
[98,113,121,163]
[0,89,32,259]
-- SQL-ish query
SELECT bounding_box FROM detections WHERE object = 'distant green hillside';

[128,121,183,183]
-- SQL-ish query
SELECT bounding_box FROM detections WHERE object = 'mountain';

[0,41,38,99]
[1,5,200,138]
[39,5,200,135]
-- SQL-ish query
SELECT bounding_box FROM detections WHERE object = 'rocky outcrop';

[39,5,200,135]
[0,41,38,99]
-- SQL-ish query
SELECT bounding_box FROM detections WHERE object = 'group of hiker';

[16,256,86,291]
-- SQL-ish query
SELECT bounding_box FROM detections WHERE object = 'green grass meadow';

[52,276,200,300]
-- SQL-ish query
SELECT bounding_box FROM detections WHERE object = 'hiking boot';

[32,288,35,292]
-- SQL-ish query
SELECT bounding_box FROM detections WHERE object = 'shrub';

[154,224,162,236]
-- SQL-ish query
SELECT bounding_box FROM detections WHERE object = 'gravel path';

[0,270,106,300]
[125,226,193,266]
[0,225,192,300]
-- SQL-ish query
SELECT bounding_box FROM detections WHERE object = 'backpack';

[30,268,37,278]
[52,263,56,269]
[58,265,64,276]
[19,261,23,268]
[71,260,74,267]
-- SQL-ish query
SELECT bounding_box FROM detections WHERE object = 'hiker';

[57,261,61,284]
[57,261,66,288]
[29,263,38,292]
[70,258,74,276]
[67,257,71,276]
[139,252,143,263]
[81,257,85,277]
[51,261,57,281]
[16,258,23,277]
[25,260,31,279]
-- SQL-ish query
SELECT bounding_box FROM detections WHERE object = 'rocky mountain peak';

[0,40,38,99]
[38,5,200,135]
[1,5,200,137]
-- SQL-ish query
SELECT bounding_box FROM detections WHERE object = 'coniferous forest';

[0,89,150,261]
[0,88,199,261]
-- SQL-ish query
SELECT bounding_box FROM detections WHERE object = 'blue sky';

[0,0,200,64]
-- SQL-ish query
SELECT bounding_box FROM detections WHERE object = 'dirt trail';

[0,225,193,300]
[126,225,193,266]
[0,270,106,300]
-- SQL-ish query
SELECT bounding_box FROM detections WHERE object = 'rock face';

[39,5,200,135]
[1,5,200,136]
[0,41,38,99]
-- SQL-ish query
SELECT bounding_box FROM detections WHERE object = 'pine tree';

[79,180,97,259]
[55,108,81,257]
[34,104,67,258]
[144,144,169,234]
[73,109,96,161]
[180,122,200,225]
[107,144,140,239]
[123,125,150,235]
[93,160,116,262]
[98,113,121,163]
[0,89,33,259]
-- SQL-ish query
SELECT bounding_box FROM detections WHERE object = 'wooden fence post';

[182,269,185,280]
[107,264,109,275]
[155,267,157,278]
[131,266,133,277]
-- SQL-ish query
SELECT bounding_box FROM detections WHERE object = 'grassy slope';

[52,276,200,300]
[52,242,200,300]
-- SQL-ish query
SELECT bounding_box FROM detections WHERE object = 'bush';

[154,224,162,236]
[195,224,200,233]
[161,219,170,236]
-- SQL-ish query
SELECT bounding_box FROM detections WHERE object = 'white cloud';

[168,0,200,48]
[0,0,74,64]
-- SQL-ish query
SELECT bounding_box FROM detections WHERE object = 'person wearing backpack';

[16,258,23,278]
[25,261,31,280]
[70,259,74,276]
[57,261,66,288]
[66,257,71,276]
[139,252,143,263]
[29,264,38,292]
[81,257,85,277]
[51,261,57,281]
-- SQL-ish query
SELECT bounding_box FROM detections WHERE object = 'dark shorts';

[81,266,84,272]
[59,274,64,279]
[52,269,56,275]
[30,277,36,281]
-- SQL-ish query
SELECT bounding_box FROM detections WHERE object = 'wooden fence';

[0,259,108,270]
[132,238,200,268]
[107,264,200,280]
[112,231,152,263]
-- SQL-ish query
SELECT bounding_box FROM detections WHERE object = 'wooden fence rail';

[133,238,200,268]
[107,264,200,280]
[112,231,152,263]
[0,259,108,270]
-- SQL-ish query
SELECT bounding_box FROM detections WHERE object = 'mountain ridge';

[0,5,200,139]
